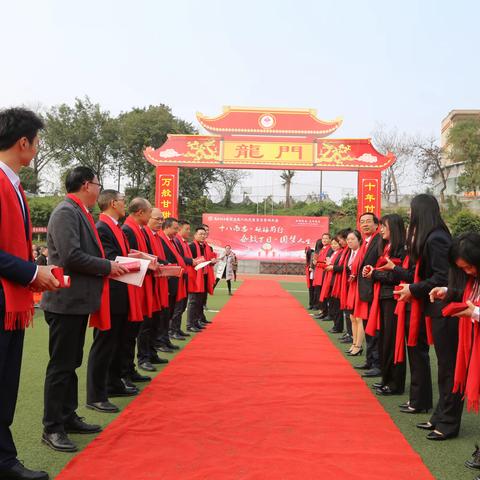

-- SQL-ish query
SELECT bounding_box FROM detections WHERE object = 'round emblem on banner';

[259,114,276,129]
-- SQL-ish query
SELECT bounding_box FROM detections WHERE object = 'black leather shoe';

[187,326,201,332]
[399,406,430,414]
[416,422,435,430]
[165,340,180,350]
[156,344,175,353]
[426,431,450,441]
[354,363,370,370]
[376,386,399,396]
[170,333,185,341]
[41,431,77,452]
[65,416,102,434]
[328,328,342,333]
[372,382,384,389]
[465,444,480,470]
[129,370,151,382]
[86,401,119,413]
[121,377,140,390]
[108,386,138,397]
[398,401,410,409]
[178,329,190,337]
[150,356,169,364]
[0,462,49,479]
[196,322,206,329]
[139,361,156,372]
[203,319,212,324]
[362,368,382,378]
[339,336,353,344]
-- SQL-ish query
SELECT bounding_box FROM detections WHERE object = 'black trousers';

[363,319,380,370]
[308,286,315,308]
[0,316,24,469]
[43,312,88,433]
[430,315,464,436]
[87,314,126,403]
[329,297,343,332]
[170,297,188,333]
[214,277,232,293]
[405,311,433,410]
[121,320,141,378]
[187,292,207,327]
[137,310,163,364]
[344,310,353,336]
[155,309,171,346]
[312,286,321,309]
[378,298,406,393]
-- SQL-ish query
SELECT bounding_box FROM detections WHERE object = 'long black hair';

[314,238,323,253]
[379,214,406,256]
[407,194,450,263]
[446,233,480,302]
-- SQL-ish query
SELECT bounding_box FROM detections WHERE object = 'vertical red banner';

[155,166,179,219]
[357,170,382,218]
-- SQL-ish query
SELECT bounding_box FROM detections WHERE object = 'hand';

[325,265,333,272]
[376,257,396,271]
[429,287,447,303]
[458,300,476,319]
[192,257,203,266]
[396,284,412,302]
[30,265,60,292]
[110,261,131,277]
[362,266,373,278]
[210,258,218,265]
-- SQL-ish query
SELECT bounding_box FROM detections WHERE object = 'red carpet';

[57,279,433,480]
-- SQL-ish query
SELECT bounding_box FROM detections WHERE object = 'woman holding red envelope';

[364,214,406,396]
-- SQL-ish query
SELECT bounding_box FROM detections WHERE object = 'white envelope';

[113,256,151,287]
[194,260,212,271]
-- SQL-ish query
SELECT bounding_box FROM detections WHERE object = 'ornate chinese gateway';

[144,106,395,219]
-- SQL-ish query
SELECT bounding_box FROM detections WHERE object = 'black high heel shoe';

[347,347,363,356]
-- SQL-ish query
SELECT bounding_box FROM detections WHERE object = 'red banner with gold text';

[203,213,329,262]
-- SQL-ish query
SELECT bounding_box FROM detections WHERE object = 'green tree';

[28,196,63,226]
[280,170,295,208]
[44,97,117,183]
[448,119,480,195]
[450,210,480,237]
[19,167,39,194]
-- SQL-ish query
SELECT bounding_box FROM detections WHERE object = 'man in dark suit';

[355,212,382,377]
[0,108,59,480]
[86,190,139,414]
[41,167,128,453]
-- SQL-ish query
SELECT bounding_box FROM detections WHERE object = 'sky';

[2,0,479,202]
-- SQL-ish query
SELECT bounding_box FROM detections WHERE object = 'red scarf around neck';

[393,256,434,364]
[142,227,169,309]
[0,170,34,330]
[98,214,143,322]
[319,248,342,302]
[313,245,330,287]
[157,229,187,301]
[190,240,215,294]
[66,194,110,330]
[124,216,153,318]
[176,234,197,292]
[365,244,402,336]
[331,247,349,298]
[453,278,480,411]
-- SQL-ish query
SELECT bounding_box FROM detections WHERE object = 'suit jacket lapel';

[66,198,101,253]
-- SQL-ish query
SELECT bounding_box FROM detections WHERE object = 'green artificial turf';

[281,281,478,480]
[12,284,234,479]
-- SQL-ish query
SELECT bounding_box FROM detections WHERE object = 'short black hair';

[322,232,331,238]
[0,108,44,151]
[195,227,206,233]
[65,166,95,193]
[359,212,379,225]
[162,217,178,229]
[98,189,120,212]
[200,224,209,229]
[178,220,190,227]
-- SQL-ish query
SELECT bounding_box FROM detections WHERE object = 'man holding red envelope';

[41,167,129,454]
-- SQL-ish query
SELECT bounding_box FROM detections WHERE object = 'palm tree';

[280,170,295,208]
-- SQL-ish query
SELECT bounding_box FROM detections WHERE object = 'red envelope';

[120,261,141,272]
[442,302,468,317]
[52,267,70,288]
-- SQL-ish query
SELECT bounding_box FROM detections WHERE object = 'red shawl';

[67,194,110,330]
[142,228,168,310]
[346,248,362,311]
[313,246,330,287]
[353,234,379,320]
[332,247,349,298]
[365,245,401,336]
[319,248,343,302]
[204,242,217,294]
[393,257,434,364]
[176,234,197,292]
[0,170,34,330]
[124,216,153,318]
[453,279,480,411]
[157,229,187,302]
[98,214,143,322]
[339,248,352,310]
[190,240,214,294]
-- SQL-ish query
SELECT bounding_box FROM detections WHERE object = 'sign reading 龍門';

[203,213,329,262]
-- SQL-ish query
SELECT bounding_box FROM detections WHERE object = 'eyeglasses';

[88,181,103,190]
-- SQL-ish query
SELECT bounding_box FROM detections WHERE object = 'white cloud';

[159,148,181,158]
[358,153,377,164]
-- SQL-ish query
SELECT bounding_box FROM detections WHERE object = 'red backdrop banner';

[203,213,329,262]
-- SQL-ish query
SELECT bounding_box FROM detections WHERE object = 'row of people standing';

[0,108,222,480]
[306,194,476,444]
